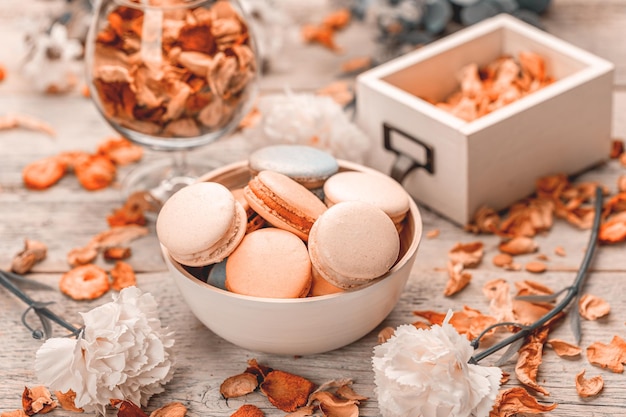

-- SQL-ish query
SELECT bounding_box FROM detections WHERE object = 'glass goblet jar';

[85,0,259,204]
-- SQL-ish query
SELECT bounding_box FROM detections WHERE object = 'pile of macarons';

[156,145,412,298]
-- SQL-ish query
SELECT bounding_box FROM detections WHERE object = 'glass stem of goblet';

[170,150,189,178]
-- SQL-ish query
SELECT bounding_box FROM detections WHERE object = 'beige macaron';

[308,201,400,290]
[244,170,327,241]
[156,182,247,267]
[225,228,312,298]
[323,171,410,231]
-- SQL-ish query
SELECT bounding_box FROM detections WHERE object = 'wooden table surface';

[1,0,626,416]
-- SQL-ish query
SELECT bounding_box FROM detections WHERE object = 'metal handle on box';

[383,122,435,183]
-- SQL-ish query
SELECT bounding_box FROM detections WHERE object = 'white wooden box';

[356,14,614,225]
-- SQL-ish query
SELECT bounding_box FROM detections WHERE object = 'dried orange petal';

[110,399,147,417]
[466,206,500,234]
[110,261,136,291]
[335,384,368,402]
[23,156,66,190]
[230,404,264,417]
[489,386,557,417]
[586,335,626,373]
[448,241,484,268]
[444,261,472,296]
[59,264,110,301]
[54,390,83,413]
[11,239,47,274]
[220,372,259,399]
[599,219,626,244]
[575,369,603,398]
[554,246,566,257]
[67,246,99,267]
[22,386,56,415]
[426,229,440,239]
[515,280,553,298]
[512,300,552,326]
[103,246,131,261]
[492,253,513,268]
[547,339,581,357]
[148,402,187,417]
[499,237,538,255]
[97,136,143,166]
[0,112,56,137]
[515,328,550,395]
[260,370,316,412]
[245,358,273,382]
[610,139,624,159]
[377,327,395,343]
[75,154,116,191]
[578,294,610,320]
[483,279,515,323]
[524,261,547,273]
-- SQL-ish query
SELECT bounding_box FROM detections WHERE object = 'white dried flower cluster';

[243,91,371,163]
[372,312,502,417]
[35,287,175,415]
[23,22,83,94]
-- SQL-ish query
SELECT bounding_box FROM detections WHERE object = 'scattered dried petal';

[444,261,472,296]
[22,156,66,190]
[515,280,553,298]
[483,279,515,323]
[578,294,611,320]
[548,339,582,357]
[103,246,131,261]
[110,261,136,291]
[575,369,604,398]
[66,246,99,267]
[492,253,513,268]
[110,399,148,417]
[377,327,395,343]
[586,335,626,373]
[230,404,264,417]
[0,112,56,136]
[515,327,550,395]
[260,370,316,412]
[466,206,500,234]
[22,386,57,415]
[610,139,624,159]
[59,264,111,300]
[448,241,484,268]
[554,246,566,257]
[524,261,547,273]
[489,386,557,417]
[54,390,83,412]
[425,229,440,239]
[220,372,259,399]
[149,402,187,417]
[499,236,538,255]
[11,239,47,274]
[340,56,372,74]
[316,81,353,107]
[97,137,143,166]
[1,411,28,417]
[74,154,116,191]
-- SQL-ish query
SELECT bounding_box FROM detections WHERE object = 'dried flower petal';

[245,358,273,383]
[498,237,538,255]
[74,154,116,191]
[514,280,553,298]
[492,253,513,268]
[547,339,581,357]
[54,390,83,412]
[586,335,626,373]
[97,137,143,166]
[110,261,137,291]
[11,239,47,274]
[220,372,259,399]
[444,261,472,296]
[575,370,603,398]
[578,294,611,320]
[0,112,56,137]
[515,327,550,395]
[524,261,547,273]
[489,387,557,417]
[610,139,624,159]
[260,370,316,412]
[554,246,566,257]
[103,246,132,261]
[230,404,264,417]
[110,399,147,417]
[483,279,515,323]
[1,411,28,417]
[448,241,484,268]
[22,386,57,415]
[22,156,66,190]
[149,402,187,417]
[512,300,553,326]
[377,327,395,343]
[426,229,440,239]
[466,206,500,234]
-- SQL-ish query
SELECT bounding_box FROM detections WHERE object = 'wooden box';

[356,14,614,225]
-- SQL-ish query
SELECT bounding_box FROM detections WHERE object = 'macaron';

[308,201,400,290]
[156,182,247,267]
[323,171,410,231]
[231,188,266,233]
[244,170,327,241]
[248,145,339,190]
[308,267,344,297]
[225,228,312,298]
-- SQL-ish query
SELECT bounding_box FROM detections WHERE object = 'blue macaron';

[248,145,339,190]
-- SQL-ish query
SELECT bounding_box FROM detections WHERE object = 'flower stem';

[469,186,603,364]
[0,270,82,338]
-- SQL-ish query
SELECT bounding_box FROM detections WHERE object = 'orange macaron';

[225,228,312,298]
[244,170,327,241]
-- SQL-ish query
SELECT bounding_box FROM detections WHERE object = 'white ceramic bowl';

[161,159,423,355]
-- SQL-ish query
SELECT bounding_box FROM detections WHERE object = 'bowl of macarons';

[156,145,423,356]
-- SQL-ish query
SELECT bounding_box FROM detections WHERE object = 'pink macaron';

[156,182,247,267]
[308,201,400,290]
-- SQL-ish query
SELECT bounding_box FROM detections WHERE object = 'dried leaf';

[230,404,264,417]
[515,327,550,395]
[220,372,259,399]
[489,387,557,417]
[575,369,604,398]
[586,335,626,373]
[260,370,316,412]
[448,241,484,268]
[578,294,610,320]
[22,386,56,415]
[53,390,83,412]
[149,402,187,417]
[547,339,582,357]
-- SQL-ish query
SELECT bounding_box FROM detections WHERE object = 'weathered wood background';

[1,0,626,416]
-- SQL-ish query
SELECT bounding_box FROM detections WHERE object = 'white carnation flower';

[244,91,371,163]
[372,311,501,417]
[35,287,175,415]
